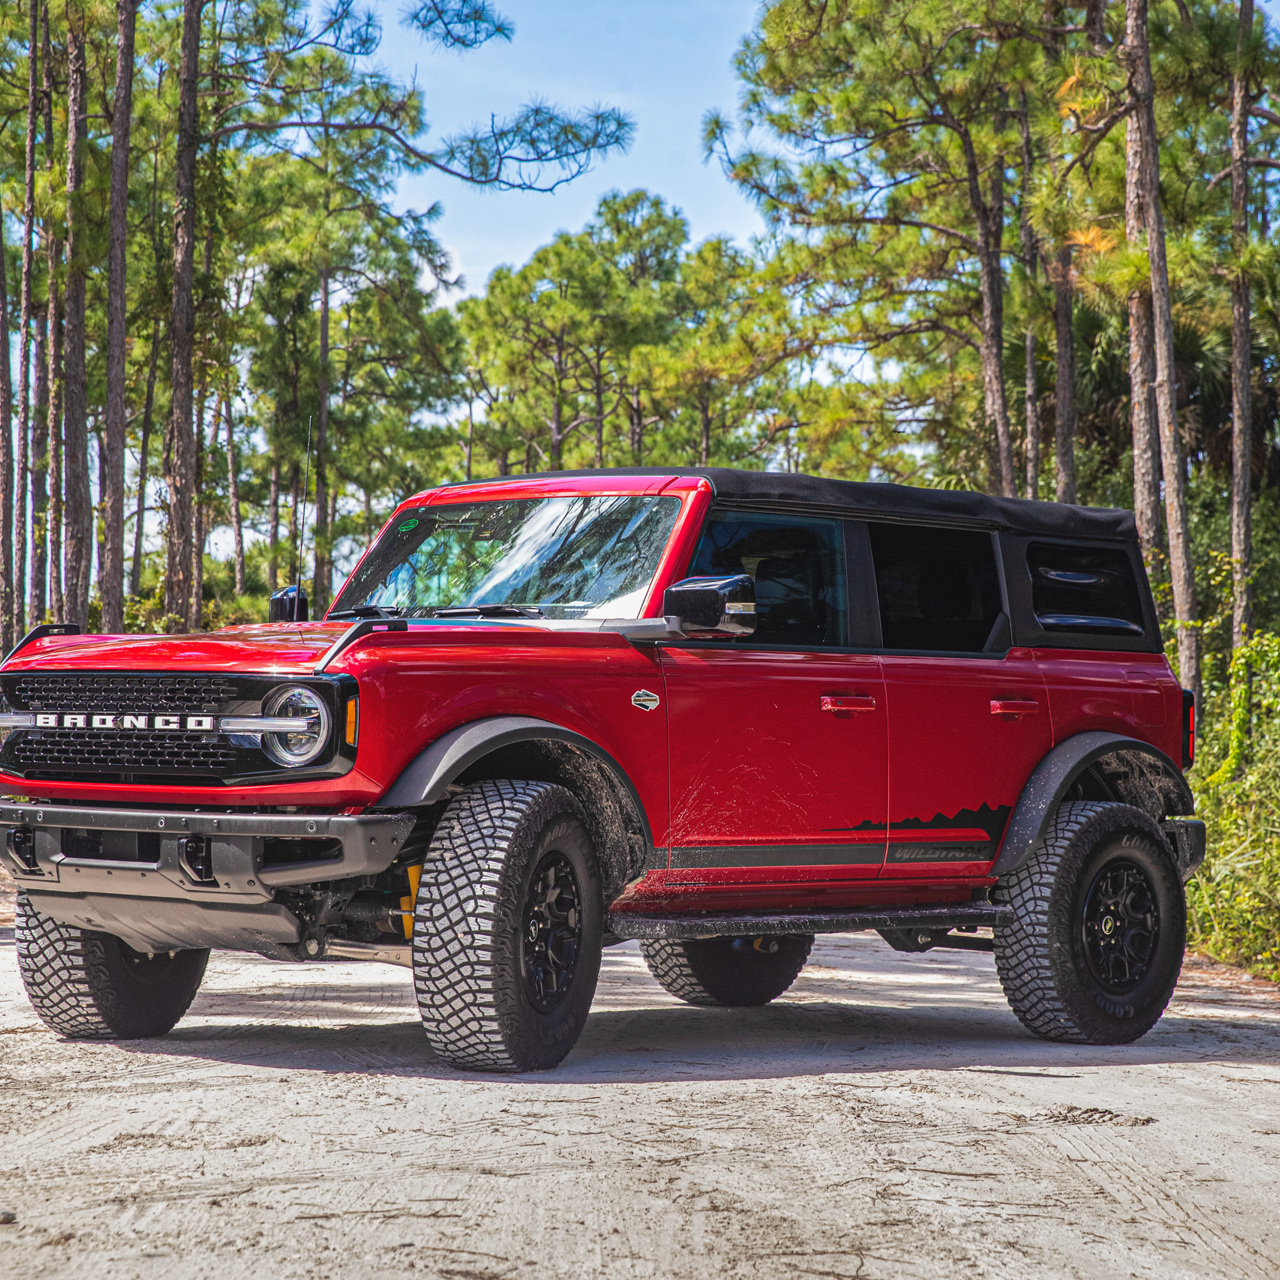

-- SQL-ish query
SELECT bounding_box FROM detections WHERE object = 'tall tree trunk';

[1126,115,1162,569]
[286,465,300,585]
[971,148,1015,497]
[62,6,92,629]
[48,274,64,626]
[978,239,1015,497]
[1053,244,1077,504]
[30,307,48,626]
[1019,99,1042,501]
[163,0,203,628]
[313,267,330,613]
[267,459,280,591]
[130,318,160,598]
[1123,0,1200,699]
[189,387,208,632]
[225,398,245,595]
[43,0,62,625]
[16,0,40,639]
[102,0,138,633]
[629,388,644,464]
[96,427,106,601]
[1230,0,1254,650]
[1024,330,1039,499]
[0,210,14,652]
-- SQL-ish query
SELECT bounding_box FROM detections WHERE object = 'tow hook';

[178,835,215,884]
[6,827,37,873]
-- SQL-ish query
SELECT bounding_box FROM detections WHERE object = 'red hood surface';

[0,623,354,675]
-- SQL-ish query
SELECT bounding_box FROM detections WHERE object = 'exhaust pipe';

[323,937,413,968]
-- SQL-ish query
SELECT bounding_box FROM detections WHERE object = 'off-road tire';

[640,934,814,1007]
[993,801,1185,1044]
[15,891,209,1039]
[412,780,603,1072]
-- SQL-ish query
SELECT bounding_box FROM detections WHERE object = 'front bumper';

[0,802,415,953]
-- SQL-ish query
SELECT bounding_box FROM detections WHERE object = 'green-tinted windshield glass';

[330,494,681,620]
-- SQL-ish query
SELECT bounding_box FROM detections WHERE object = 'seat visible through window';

[687,511,847,646]
[869,522,1002,653]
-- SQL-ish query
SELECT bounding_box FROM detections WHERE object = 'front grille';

[10,730,237,775]
[4,673,239,714]
[0,670,351,785]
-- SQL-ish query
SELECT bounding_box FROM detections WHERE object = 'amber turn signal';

[345,697,359,747]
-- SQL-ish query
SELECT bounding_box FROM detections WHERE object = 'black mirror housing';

[663,574,756,638]
[269,585,309,623]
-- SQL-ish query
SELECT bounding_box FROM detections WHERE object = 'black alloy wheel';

[412,780,603,1072]
[522,851,583,1013]
[993,801,1185,1044]
[1081,859,1159,995]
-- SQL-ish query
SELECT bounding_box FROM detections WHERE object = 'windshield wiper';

[432,605,545,619]
[326,605,404,620]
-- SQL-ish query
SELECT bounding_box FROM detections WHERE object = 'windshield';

[329,494,682,620]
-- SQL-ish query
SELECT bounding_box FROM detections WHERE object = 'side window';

[687,510,847,646]
[1027,542,1144,637]
[868,523,1002,653]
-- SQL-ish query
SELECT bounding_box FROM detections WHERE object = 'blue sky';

[362,0,767,295]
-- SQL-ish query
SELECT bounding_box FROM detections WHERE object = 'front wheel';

[16,892,209,1039]
[412,780,603,1072]
[993,801,1185,1044]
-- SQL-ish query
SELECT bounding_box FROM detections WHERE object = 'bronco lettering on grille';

[32,714,218,731]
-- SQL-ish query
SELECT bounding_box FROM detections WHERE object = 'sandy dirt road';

[0,912,1278,1280]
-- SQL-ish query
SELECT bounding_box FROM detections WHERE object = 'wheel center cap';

[1102,916,1115,935]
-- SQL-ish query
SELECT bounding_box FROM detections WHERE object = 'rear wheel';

[16,892,209,1039]
[640,934,814,1007]
[994,801,1185,1044]
[412,780,603,1072]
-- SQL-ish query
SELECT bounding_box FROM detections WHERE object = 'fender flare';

[378,715,654,848]
[992,731,1194,877]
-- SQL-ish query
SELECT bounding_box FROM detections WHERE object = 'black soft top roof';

[447,467,1137,541]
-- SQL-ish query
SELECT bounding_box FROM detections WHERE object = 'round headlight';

[262,685,331,768]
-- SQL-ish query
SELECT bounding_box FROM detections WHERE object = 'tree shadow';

[122,987,1280,1084]
[9,929,1279,1082]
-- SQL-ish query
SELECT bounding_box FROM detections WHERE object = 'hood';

[0,623,355,675]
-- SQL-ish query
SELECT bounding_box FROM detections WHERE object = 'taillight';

[1182,688,1195,769]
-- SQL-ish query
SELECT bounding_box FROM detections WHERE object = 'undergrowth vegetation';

[1189,634,1280,981]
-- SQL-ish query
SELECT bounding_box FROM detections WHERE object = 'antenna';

[296,413,313,601]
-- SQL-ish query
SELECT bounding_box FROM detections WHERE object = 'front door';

[866,521,1051,879]
[661,510,888,908]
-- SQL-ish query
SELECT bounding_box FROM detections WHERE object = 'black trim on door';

[666,843,886,869]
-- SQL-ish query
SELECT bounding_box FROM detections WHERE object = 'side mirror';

[663,574,756,638]
[269,585,309,623]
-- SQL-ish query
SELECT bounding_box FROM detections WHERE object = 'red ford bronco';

[0,469,1202,1071]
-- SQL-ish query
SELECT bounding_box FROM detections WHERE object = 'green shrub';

[1188,634,1280,980]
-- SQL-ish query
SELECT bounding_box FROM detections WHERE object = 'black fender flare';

[378,715,654,848]
[992,731,1194,877]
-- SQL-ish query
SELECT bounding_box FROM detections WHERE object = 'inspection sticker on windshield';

[631,689,660,712]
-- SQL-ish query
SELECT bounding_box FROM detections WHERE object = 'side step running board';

[607,902,1013,942]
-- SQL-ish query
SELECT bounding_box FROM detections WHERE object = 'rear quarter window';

[1026,543,1145,638]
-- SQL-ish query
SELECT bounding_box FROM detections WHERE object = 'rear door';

[868,522,1051,878]
[661,510,888,895]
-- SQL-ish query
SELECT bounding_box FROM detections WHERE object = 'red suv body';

[0,470,1202,1069]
